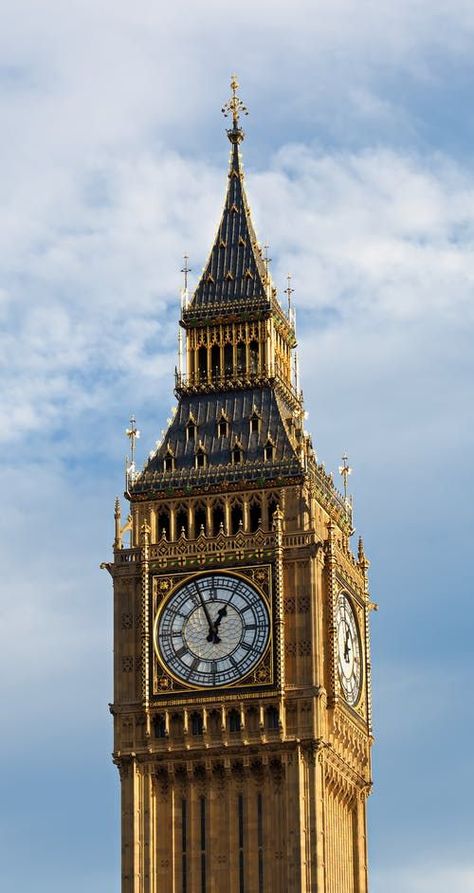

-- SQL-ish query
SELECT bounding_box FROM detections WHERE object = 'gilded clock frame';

[150,563,276,700]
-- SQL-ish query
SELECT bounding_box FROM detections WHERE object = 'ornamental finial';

[222,74,248,143]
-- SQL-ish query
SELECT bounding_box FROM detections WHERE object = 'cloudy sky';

[1,1,473,890]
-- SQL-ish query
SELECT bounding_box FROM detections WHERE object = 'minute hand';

[193,582,214,632]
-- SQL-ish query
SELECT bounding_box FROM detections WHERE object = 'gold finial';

[284,274,294,316]
[181,254,191,291]
[222,74,248,141]
[126,415,140,467]
[338,453,352,501]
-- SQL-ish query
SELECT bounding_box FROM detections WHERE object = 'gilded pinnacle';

[222,74,248,143]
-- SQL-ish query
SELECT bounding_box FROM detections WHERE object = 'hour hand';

[206,605,228,643]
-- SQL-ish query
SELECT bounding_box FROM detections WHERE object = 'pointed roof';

[185,78,273,318]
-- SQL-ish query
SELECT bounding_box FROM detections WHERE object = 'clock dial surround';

[155,572,270,688]
[336,591,362,706]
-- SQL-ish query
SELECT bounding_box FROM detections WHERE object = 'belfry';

[106,77,374,893]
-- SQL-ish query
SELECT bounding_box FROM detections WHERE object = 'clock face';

[336,592,362,706]
[155,573,270,688]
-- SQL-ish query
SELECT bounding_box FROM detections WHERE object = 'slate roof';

[185,135,272,315]
[131,386,303,495]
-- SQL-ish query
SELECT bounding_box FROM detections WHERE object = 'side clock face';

[336,592,362,706]
[155,573,270,688]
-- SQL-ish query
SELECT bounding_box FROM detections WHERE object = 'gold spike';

[229,203,239,213]
[219,239,227,248]
[206,273,215,283]
[244,268,254,279]
[225,271,234,280]
[238,235,246,246]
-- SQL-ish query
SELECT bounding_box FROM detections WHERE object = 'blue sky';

[1,1,473,890]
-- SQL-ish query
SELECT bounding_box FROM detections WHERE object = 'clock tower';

[106,78,374,893]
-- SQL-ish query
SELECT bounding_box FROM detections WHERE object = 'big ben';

[106,77,374,893]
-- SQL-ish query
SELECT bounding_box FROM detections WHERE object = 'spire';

[188,76,271,314]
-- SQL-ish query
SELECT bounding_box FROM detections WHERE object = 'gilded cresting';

[106,77,374,893]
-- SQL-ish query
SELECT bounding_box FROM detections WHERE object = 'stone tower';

[106,77,374,893]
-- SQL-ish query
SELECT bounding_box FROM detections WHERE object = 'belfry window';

[224,343,233,375]
[157,508,170,539]
[249,339,259,374]
[198,345,208,379]
[176,506,188,538]
[231,503,243,534]
[212,503,225,536]
[249,498,261,532]
[194,504,206,535]
[211,344,220,379]
[237,341,246,372]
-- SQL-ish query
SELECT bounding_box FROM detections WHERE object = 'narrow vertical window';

[200,796,207,893]
[181,798,187,893]
[238,793,245,893]
[257,793,263,893]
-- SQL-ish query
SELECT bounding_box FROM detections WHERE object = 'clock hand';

[206,605,228,644]
[344,628,351,663]
[193,582,215,635]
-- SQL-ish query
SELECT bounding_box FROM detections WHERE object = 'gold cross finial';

[284,273,294,314]
[181,254,191,290]
[222,74,248,137]
[338,453,352,500]
[126,415,140,467]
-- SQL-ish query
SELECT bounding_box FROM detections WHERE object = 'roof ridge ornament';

[222,74,248,144]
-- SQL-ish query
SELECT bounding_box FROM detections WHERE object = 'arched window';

[196,450,207,469]
[264,441,274,462]
[157,508,170,539]
[186,420,196,442]
[224,343,233,375]
[176,506,188,538]
[191,712,203,736]
[211,344,220,379]
[194,503,206,536]
[164,450,174,472]
[266,705,279,731]
[237,341,246,372]
[267,495,279,530]
[250,412,260,434]
[228,709,241,733]
[246,707,259,733]
[212,502,225,536]
[231,502,243,534]
[249,498,261,532]
[249,340,259,374]
[218,417,229,438]
[153,714,167,738]
[198,345,208,379]
[232,445,243,465]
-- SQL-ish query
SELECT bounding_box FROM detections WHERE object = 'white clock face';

[155,573,270,688]
[336,592,362,706]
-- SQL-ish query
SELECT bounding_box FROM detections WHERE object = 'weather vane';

[284,273,294,316]
[126,415,140,469]
[221,74,248,131]
[181,254,191,291]
[338,453,352,500]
